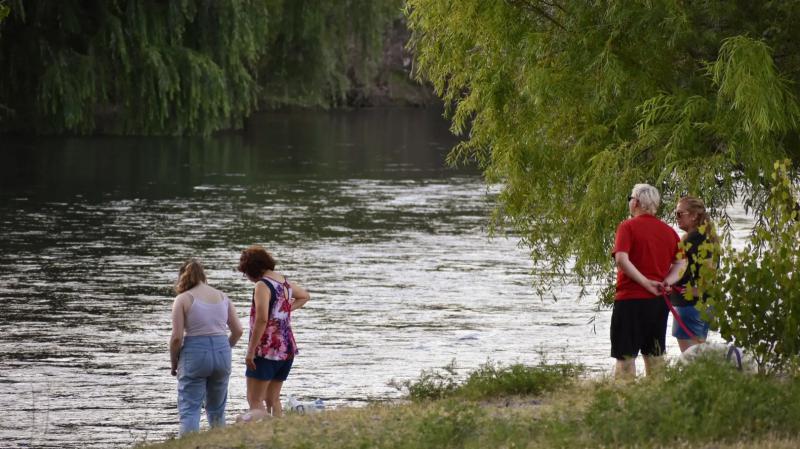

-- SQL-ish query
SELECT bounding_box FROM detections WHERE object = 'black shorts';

[610,297,669,359]
[245,357,294,381]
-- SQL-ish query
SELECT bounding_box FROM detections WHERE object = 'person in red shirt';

[611,183,680,379]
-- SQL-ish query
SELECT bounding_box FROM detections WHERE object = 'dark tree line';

[0,0,406,135]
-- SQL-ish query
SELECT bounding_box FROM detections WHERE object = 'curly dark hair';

[238,245,276,279]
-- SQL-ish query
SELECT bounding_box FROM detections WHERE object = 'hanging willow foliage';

[258,0,403,108]
[0,0,270,135]
[0,0,404,134]
[406,1,800,296]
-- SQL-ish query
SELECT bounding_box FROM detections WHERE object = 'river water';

[0,108,754,448]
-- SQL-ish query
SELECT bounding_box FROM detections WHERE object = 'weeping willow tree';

[259,0,404,108]
[406,1,800,298]
[0,0,405,134]
[0,0,271,135]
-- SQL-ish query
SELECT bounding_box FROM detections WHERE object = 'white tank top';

[184,292,230,337]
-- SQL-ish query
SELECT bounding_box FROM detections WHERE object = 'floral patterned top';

[250,276,298,360]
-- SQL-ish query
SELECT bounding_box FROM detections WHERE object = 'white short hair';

[631,183,660,214]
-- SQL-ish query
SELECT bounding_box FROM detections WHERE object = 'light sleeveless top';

[184,292,230,337]
[250,276,298,360]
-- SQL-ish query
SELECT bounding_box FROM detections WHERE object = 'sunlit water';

[0,109,755,448]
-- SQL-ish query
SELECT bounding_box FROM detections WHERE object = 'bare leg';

[266,381,284,417]
[246,377,270,411]
[614,358,635,380]
[678,338,704,353]
[643,355,664,376]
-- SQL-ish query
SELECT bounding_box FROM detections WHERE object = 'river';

[0,108,753,448]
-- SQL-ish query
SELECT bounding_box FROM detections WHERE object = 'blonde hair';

[631,183,661,214]
[679,196,718,243]
[174,258,207,294]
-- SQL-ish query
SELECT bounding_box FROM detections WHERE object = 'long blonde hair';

[174,258,207,294]
[679,196,718,244]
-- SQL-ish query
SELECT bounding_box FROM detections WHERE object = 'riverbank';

[141,359,800,449]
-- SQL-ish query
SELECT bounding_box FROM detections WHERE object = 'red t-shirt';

[612,214,680,300]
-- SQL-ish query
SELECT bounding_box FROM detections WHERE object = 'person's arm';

[289,282,311,311]
[662,258,687,292]
[227,299,243,347]
[615,251,661,296]
[169,295,187,376]
[246,282,270,370]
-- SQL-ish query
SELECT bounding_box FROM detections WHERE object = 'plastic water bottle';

[286,395,303,413]
[285,395,325,414]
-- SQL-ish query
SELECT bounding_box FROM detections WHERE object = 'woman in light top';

[238,245,311,417]
[170,259,243,436]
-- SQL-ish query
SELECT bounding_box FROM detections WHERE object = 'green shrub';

[397,360,584,401]
[709,160,800,373]
[458,361,585,400]
[392,359,461,401]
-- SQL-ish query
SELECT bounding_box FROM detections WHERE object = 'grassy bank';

[142,359,800,449]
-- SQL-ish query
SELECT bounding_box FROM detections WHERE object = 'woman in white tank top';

[169,258,243,436]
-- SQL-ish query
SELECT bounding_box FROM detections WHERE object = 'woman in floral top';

[238,245,311,417]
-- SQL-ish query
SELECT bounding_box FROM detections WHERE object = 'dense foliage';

[0,0,403,135]
[0,0,270,135]
[259,0,403,108]
[708,160,800,372]
[406,1,800,296]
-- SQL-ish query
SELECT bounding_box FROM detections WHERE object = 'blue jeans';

[671,305,711,340]
[177,335,232,436]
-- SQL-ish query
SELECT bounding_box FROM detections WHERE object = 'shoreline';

[139,359,800,449]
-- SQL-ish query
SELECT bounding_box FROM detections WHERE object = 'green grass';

[581,359,800,447]
[141,357,800,449]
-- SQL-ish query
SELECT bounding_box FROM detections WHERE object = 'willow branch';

[504,0,567,31]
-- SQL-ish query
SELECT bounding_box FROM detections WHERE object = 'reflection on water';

[0,108,754,448]
[1,108,459,202]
